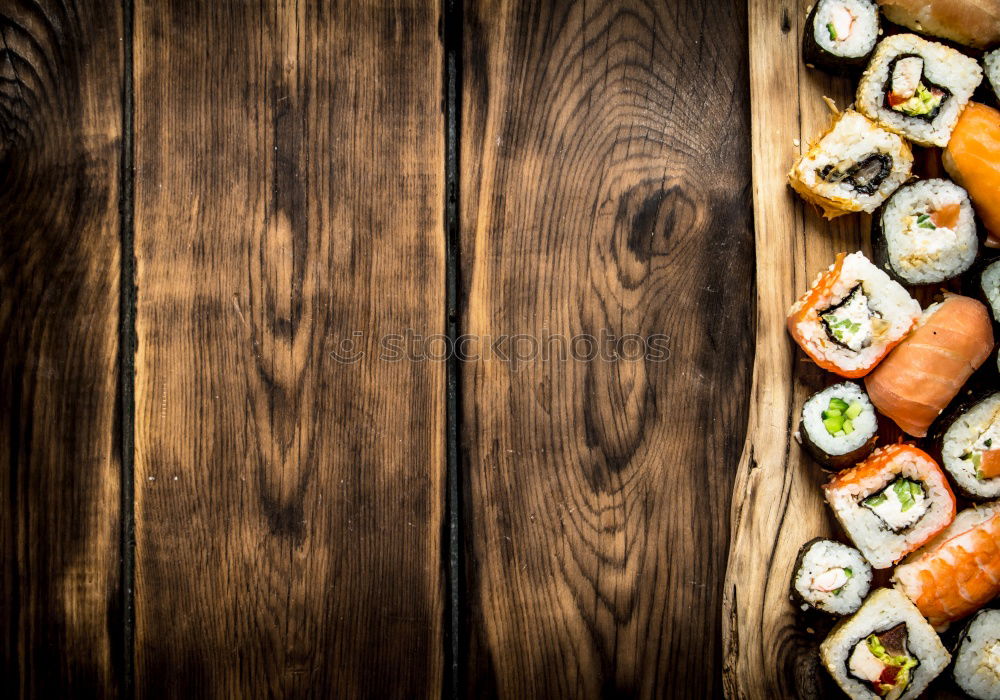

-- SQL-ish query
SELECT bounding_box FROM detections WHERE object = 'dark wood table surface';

[1,0,753,697]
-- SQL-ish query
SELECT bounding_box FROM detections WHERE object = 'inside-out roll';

[820,587,950,700]
[789,110,913,218]
[856,34,983,147]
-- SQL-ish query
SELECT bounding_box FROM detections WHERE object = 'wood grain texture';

[132,2,444,696]
[723,2,963,699]
[0,0,123,696]
[460,1,753,697]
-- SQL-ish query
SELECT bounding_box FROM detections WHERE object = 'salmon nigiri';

[943,102,1000,247]
[865,295,994,437]
[893,502,1000,630]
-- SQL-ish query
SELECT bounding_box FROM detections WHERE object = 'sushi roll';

[952,609,1000,700]
[820,587,951,700]
[856,34,983,147]
[939,392,1000,500]
[985,49,1000,105]
[789,110,913,219]
[803,0,879,75]
[874,0,1000,50]
[944,102,1000,247]
[866,295,995,437]
[790,538,873,615]
[893,502,1000,630]
[872,179,978,286]
[823,444,956,569]
[787,252,921,378]
[798,383,879,469]
[968,256,1000,325]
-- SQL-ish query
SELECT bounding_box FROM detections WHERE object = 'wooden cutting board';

[723,2,966,698]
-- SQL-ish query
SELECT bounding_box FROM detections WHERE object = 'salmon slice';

[865,295,994,437]
[981,450,1000,479]
[929,202,960,229]
[943,103,1000,242]
[894,510,1000,630]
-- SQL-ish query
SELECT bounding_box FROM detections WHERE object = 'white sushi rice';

[983,259,1000,322]
[953,609,1000,700]
[821,588,951,700]
[802,383,877,457]
[879,179,977,285]
[790,111,913,215]
[942,393,1000,500]
[793,539,873,615]
[857,34,983,147]
[824,446,954,569]
[986,49,1000,104]
[813,0,879,58]
[788,252,921,375]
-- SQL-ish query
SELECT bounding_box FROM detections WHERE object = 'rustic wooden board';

[132,2,444,696]
[0,1,123,696]
[460,1,754,696]
[723,2,963,698]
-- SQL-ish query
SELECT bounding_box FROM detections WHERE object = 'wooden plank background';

[460,1,752,697]
[0,0,123,696]
[0,0,760,697]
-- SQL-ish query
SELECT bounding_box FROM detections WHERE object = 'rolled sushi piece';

[787,252,921,378]
[985,49,1000,106]
[856,34,983,147]
[803,0,879,75]
[820,587,951,700]
[939,392,1000,500]
[872,179,978,286]
[893,501,1000,630]
[953,609,1000,700]
[790,538,873,615]
[799,383,878,469]
[823,444,956,569]
[789,110,913,218]
[969,256,1000,325]
[865,295,995,437]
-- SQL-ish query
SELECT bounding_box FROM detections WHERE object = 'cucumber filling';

[862,478,927,531]
[822,397,864,437]
[821,285,883,352]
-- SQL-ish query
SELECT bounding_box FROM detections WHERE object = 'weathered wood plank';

[721,2,923,698]
[0,0,123,696]
[460,1,753,696]
[724,4,971,698]
[133,2,445,696]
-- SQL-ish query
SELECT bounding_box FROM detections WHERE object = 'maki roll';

[856,34,983,147]
[953,609,1000,700]
[939,392,1000,500]
[787,252,921,378]
[823,444,956,569]
[871,178,978,286]
[789,110,913,218]
[799,382,879,469]
[985,49,1000,106]
[893,502,1000,630]
[976,258,1000,324]
[790,538,873,615]
[803,0,879,75]
[866,295,995,437]
[820,587,951,700]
